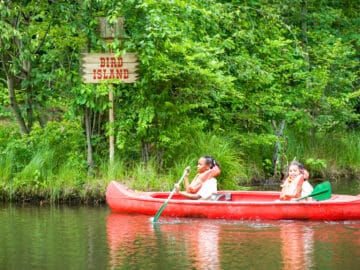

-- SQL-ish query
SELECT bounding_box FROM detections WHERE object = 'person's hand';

[185,166,191,176]
[174,183,180,193]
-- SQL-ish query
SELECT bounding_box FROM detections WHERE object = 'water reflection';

[0,205,358,270]
[193,223,220,269]
[280,223,314,270]
[106,213,360,270]
[106,213,221,269]
[0,205,110,270]
[106,213,155,268]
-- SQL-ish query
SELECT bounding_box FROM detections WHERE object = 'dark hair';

[202,156,219,169]
[288,161,305,172]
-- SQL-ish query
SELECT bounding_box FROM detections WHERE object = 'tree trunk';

[272,119,286,179]
[7,73,29,134]
[301,0,309,63]
[301,0,317,141]
[109,87,115,165]
[141,141,150,164]
[82,13,95,171]
[35,103,47,128]
[85,108,94,170]
[25,86,34,132]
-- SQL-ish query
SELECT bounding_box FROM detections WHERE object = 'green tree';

[0,1,86,133]
[105,0,237,167]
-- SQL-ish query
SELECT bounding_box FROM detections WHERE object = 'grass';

[0,126,359,204]
[285,130,360,179]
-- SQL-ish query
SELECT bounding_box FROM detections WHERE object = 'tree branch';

[0,77,7,84]
[34,22,51,55]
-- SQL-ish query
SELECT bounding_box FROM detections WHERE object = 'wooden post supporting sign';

[81,17,138,165]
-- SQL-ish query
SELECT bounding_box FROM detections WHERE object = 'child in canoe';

[175,156,220,200]
[280,161,313,200]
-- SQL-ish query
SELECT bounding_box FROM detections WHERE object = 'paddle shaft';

[153,167,190,222]
[296,189,327,201]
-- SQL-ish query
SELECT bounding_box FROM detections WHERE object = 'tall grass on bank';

[285,130,360,179]
[1,120,359,203]
[0,122,91,203]
[99,131,247,191]
[174,131,248,189]
[0,122,249,202]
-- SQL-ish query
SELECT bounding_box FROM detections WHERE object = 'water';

[1,180,359,269]
[1,203,359,270]
[0,205,109,270]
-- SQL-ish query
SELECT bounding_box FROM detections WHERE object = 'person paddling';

[175,156,220,200]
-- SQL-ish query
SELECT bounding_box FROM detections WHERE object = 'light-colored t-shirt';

[301,180,314,197]
[197,178,217,200]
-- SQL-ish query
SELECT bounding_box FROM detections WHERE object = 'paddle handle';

[153,166,190,222]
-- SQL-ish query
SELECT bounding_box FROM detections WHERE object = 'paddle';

[152,166,190,223]
[296,181,332,201]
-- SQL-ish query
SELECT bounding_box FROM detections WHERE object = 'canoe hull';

[106,181,360,221]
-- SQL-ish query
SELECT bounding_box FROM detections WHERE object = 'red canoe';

[106,181,360,221]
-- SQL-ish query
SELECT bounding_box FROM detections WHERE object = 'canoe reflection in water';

[181,220,220,269]
[106,213,220,270]
[280,223,314,270]
[279,221,360,270]
[106,213,360,270]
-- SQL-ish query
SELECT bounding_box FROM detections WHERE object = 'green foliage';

[305,158,327,177]
[0,128,32,177]
[1,0,360,202]
[0,84,11,118]
[171,131,247,189]
[0,120,87,201]
[107,1,238,167]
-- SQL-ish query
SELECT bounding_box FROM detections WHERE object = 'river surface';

[0,182,359,270]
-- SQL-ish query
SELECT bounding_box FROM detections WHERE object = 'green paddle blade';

[311,181,332,201]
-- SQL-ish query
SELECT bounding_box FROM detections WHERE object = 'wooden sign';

[81,53,138,84]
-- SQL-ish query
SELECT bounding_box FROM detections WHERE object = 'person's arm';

[187,166,221,193]
[200,165,220,182]
[187,180,201,193]
[183,170,191,193]
[185,173,203,193]
[178,191,201,200]
[175,183,201,199]
[279,178,289,200]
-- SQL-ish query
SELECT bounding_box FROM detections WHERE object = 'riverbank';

[1,123,360,204]
[1,177,359,205]
[0,180,107,205]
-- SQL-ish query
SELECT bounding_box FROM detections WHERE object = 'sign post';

[81,17,138,165]
[108,84,115,164]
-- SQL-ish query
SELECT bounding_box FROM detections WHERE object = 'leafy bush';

[0,120,88,201]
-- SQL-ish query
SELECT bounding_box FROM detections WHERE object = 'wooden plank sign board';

[81,53,138,84]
